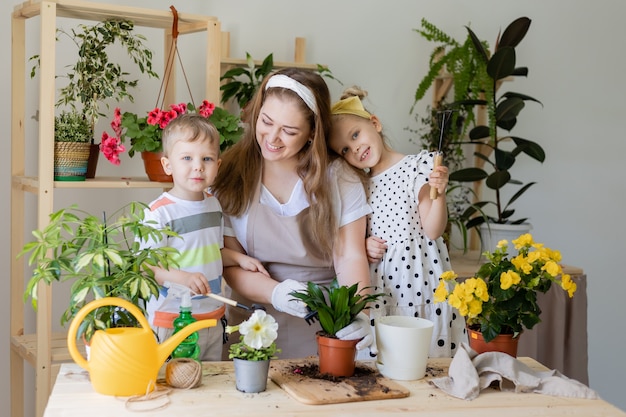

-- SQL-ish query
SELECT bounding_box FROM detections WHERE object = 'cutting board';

[269,356,410,405]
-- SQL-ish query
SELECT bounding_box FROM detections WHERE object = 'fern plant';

[412,18,492,137]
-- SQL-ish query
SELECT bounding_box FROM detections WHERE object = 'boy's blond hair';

[161,113,220,157]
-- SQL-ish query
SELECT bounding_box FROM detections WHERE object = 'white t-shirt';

[224,159,372,254]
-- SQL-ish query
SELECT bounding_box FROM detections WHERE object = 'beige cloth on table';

[430,343,599,400]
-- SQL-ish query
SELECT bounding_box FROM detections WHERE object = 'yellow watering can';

[67,297,216,396]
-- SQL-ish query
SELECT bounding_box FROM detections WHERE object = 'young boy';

[142,113,268,361]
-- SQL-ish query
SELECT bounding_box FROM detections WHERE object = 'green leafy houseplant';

[54,110,92,143]
[220,52,275,110]
[450,17,545,228]
[30,18,157,146]
[289,278,385,337]
[220,53,343,115]
[105,100,243,159]
[226,310,280,361]
[19,202,180,342]
[434,233,577,343]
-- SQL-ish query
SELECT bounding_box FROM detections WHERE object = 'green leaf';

[486,170,511,190]
[487,47,516,81]
[449,167,488,182]
[497,17,531,50]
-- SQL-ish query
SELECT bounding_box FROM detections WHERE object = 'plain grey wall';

[2,0,625,415]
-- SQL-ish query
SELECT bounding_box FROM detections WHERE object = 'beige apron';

[225,182,335,359]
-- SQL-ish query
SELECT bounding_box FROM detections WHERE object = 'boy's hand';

[183,272,212,295]
[366,236,387,264]
[240,256,270,276]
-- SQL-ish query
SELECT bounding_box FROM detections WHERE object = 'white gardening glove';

[335,311,376,354]
[271,279,309,318]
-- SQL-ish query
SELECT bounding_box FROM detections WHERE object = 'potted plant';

[220,52,275,114]
[225,309,280,393]
[102,99,243,180]
[446,17,546,248]
[30,19,158,176]
[53,110,93,181]
[289,278,385,377]
[434,233,577,356]
[19,202,180,343]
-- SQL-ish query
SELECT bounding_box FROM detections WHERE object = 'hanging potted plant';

[19,202,180,343]
[289,279,385,377]
[29,19,158,177]
[53,110,92,181]
[434,233,577,356]
[102,100,243,181]
[225,309,280,393]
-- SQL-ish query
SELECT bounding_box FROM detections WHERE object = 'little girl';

[329,86,466,357]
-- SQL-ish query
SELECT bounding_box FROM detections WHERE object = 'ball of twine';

[165,358,202,389]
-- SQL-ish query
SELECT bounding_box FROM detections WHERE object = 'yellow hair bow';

[331,96,371,119]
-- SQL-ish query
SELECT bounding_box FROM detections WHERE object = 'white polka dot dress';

[368,152,466,358]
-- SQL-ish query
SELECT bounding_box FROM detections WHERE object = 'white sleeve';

[330,160,372,227]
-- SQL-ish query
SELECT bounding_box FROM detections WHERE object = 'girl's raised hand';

[429,165,449,195]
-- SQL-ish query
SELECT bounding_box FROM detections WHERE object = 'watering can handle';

[67,297,152,370]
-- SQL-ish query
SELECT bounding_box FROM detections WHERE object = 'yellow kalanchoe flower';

[512,233,533,249]
[542,260,562,277]
[434,280,449,303]
[500,270,521,290]
[433,232,577,344]
[560,274,577,298]
[512,254,533,274]
[440,270,458,281]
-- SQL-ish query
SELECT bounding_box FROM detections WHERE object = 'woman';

[212,68,373,359]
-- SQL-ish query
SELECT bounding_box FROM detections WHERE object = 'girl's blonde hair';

[212,68,336,258]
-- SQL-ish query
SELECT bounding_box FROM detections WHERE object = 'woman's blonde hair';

[212,68,336,257]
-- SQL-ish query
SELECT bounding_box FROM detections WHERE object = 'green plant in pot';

[441,17,545,249]
[289,278,385,377]
[30,19,158,175]
[53,110,92,181]
[19,202,180,342]
[220,52,275,114]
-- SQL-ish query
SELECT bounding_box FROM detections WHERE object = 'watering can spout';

[156,318,217,364]
[67,297,217,396]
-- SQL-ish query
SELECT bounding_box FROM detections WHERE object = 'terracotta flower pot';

[467,326,520,357]
[316,332,359,377]
[141,151,172,182]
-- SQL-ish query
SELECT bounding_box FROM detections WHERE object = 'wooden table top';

[44,357,624,417]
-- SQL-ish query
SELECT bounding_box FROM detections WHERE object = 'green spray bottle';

[170,286,200,360]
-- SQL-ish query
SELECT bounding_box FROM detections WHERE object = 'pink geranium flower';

[102,98,231,163]
[100,132,126,165]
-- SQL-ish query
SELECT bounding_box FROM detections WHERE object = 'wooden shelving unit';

[10,2,319,416]
[10,2,219,416]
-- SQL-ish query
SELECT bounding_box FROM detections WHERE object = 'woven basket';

[54,142,91,181]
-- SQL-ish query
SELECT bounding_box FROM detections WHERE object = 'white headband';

[265,74,318,115]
